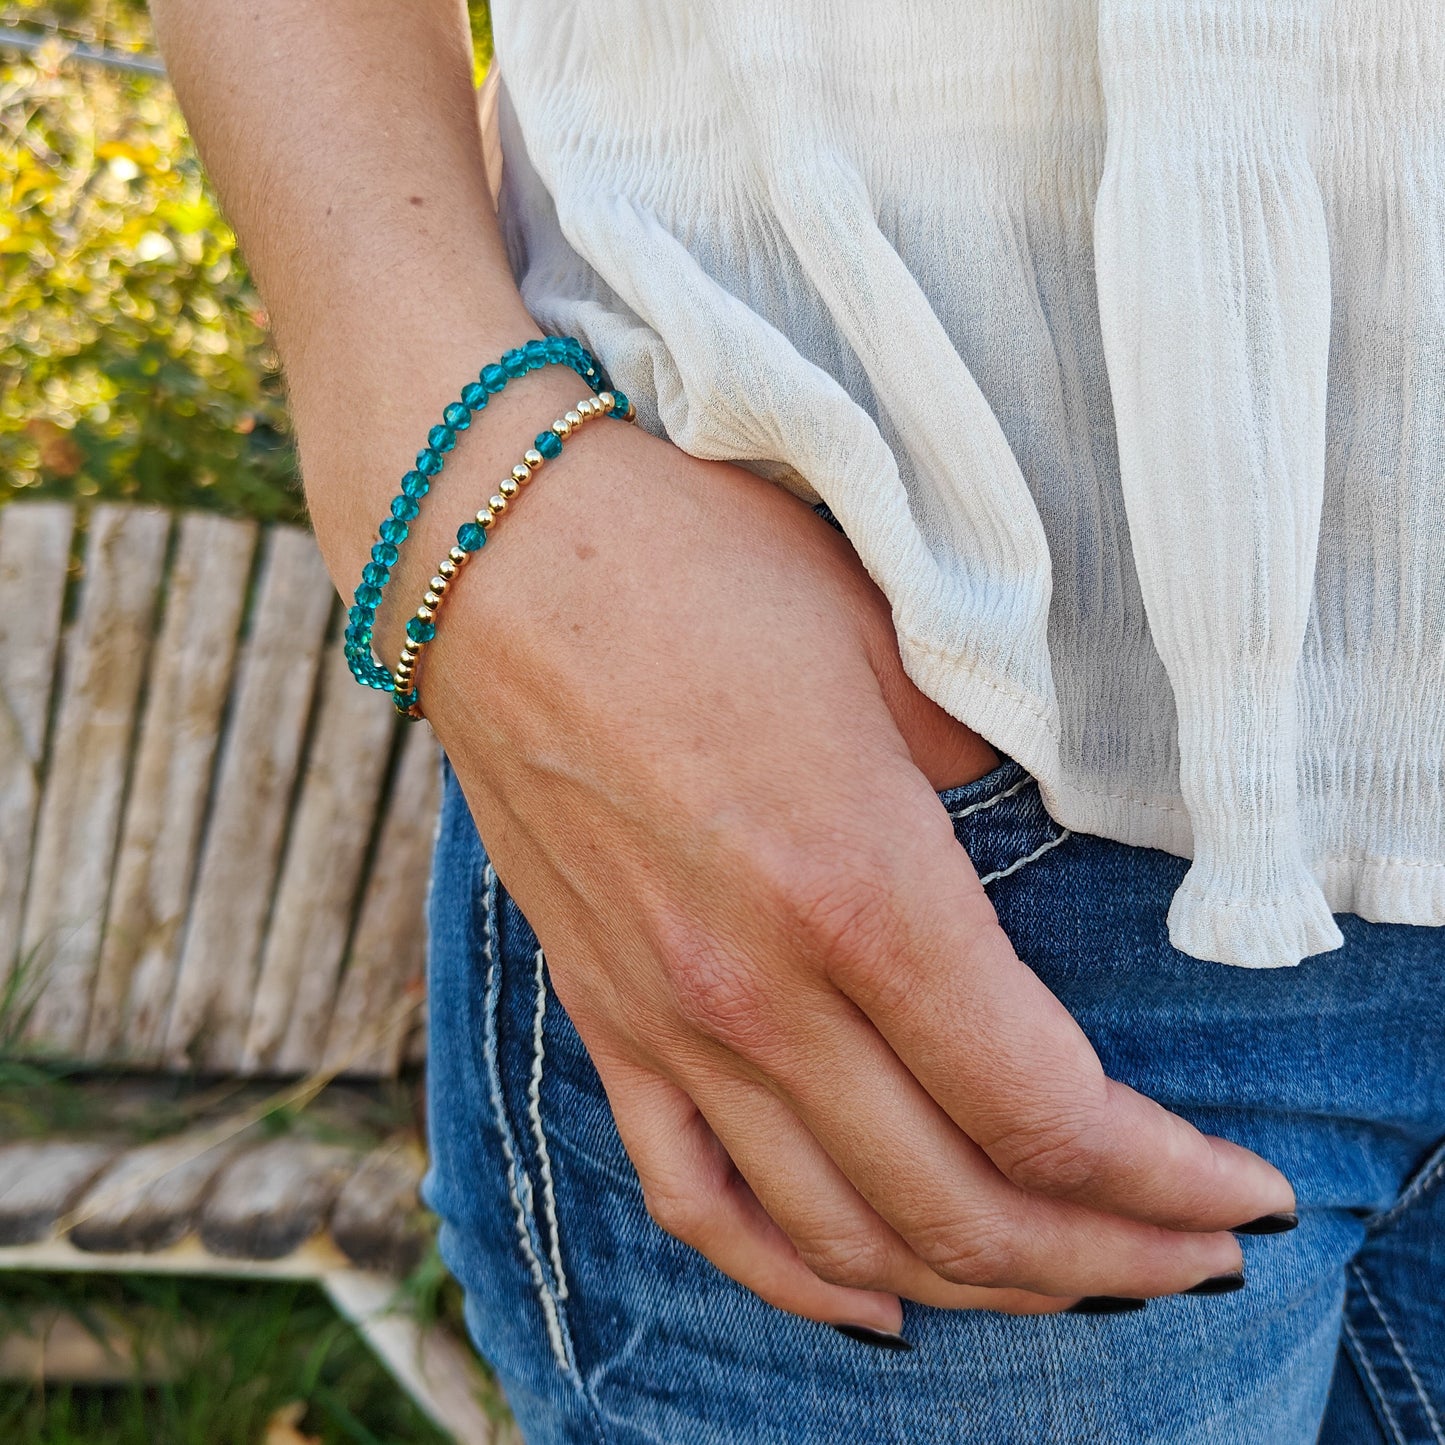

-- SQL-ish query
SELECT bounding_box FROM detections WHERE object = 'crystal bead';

[461,381,488,410]
[428,424,457,453]
[524,338,548,358]
[400,470,429,499]
[379,518,408,544]
[371,542,399,567]
[362,561,389,587]
[457,521,487,552]
[443,402,471,430]
[611,390,631,417]
[481,364,507,393]
[356,584,383,608]
[536,430,563,460]
[406,616,437,644]
[416,448,444,477]
[501,348,529,377]
[391,495,420,522]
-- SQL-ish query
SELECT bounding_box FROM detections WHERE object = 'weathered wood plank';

[0,503,74,989]
[21,506,170,1051]
[329,1145,427,1275]
[321,726,440,1076]
[242,647,397,1073]
[0,1142,121,1245]
[163,526,332,1070]
[67,1133,250,1254]
[88,513,258,1061]
[198,1139,354,1260]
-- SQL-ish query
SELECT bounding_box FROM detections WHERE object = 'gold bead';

[424,590,442,609]
[576,398,596,419]
[475,509,495,529]
[416,604,435,623]
[499,476,520,499]
[563,409,583,430]
[400,646,419,663]
[438,558,458,578]
[551,417,571,438]
[523,448,544,470]
[488,494,508,515]
[429,575,448,593]
[597,391,615,411]
[448,547,467,566]
[511,463,532,485]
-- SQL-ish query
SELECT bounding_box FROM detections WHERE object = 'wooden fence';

[0,502,440,1077]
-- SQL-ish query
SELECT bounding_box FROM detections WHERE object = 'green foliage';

[0,1273,456,1445]
[1,0,495,524]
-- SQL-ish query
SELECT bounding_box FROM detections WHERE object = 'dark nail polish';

[831,1323,913,1351]
[1066,1297,1148,1315]
[1183,1271,1246,1297]
[1235,1211,1298,1235]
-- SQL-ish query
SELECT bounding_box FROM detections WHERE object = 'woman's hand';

[423,417,1295,1336]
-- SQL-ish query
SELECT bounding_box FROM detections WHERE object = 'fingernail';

[1183,1271,1246,1297]
[831,1323,912,1351]
[1065,1297,1148,1315]
[1235,1211,1298,1235]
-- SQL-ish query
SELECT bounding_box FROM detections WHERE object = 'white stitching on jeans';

[529,947,571,1302]
[977,829,1074,887]
[1372,1143,1445,1232]
[1343,1311,1410,1445]
[946,773,1033,820]
[1350,1263,1445,1443]
[481,862,572,1372]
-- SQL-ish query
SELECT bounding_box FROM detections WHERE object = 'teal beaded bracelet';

[343,336,614,694]
[392,387,636,719]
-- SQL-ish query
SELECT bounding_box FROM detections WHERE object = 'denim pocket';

[935,757,1073,887]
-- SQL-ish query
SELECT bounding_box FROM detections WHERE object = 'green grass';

[0,1272,457,1445]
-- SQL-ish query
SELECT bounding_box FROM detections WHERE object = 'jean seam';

[480,860,577,1376]
[977,828,1075,887]
[1343,1310,1411,1445]
[1368,1136,1445,1234]
[946,772,1034,820]
[528,947,570,1302]
[1349,1263,1445,1444]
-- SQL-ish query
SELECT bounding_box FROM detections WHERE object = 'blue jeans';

[424,756,1445,1443]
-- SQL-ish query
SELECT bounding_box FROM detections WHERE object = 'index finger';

[811,797,1296,1232]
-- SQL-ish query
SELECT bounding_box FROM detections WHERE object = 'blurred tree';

[1,0,494,523]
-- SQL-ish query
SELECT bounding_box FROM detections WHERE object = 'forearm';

[149,0,580,646]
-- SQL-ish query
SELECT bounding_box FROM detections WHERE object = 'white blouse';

[489,0,1445,968]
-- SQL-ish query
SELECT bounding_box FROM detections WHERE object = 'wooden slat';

[198,1139,354,1260]
[241,647,398,1074]
[87,513,258,1062]
[321,726,441,1076]
[329,1145,427,1275]
[67,1133,251,1255]
[21,506,170,1051]
[0,503,74,989]
[0,1142,121,1245]
[163,526,332,1070]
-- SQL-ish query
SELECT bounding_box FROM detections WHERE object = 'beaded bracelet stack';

[342,335,635,721]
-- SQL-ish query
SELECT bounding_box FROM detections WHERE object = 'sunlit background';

[1,0,493,525]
